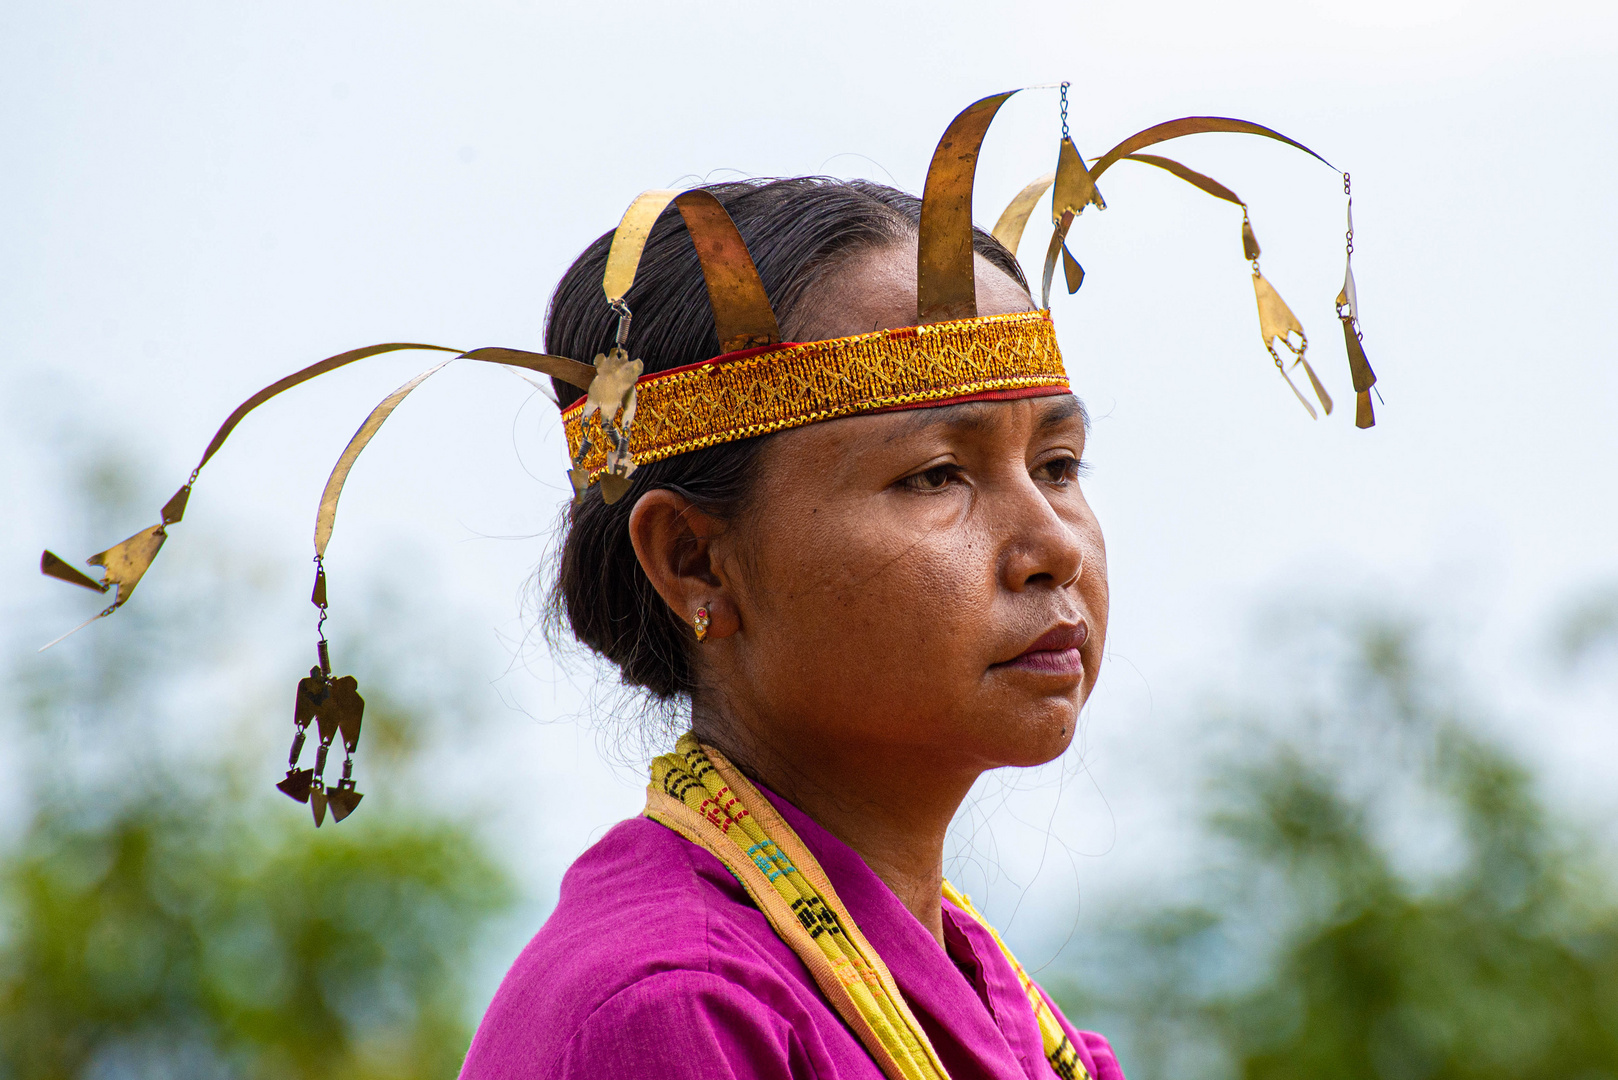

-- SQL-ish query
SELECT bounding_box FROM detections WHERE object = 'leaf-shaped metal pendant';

[1341,318,1376,394]
[87,524,168,606]
[160,485,191,525]
[1336,263,1359,322]
[326,676,364,753]
[599,472,632,505]
[1052,136,1106,222]
[1252,273,1327,419]
[1252,272,1306,357]
[1061,243,1084,294]
[1298,358,1334,416]
[295,672,326,727]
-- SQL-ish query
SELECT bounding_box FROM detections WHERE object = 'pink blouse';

[461,785,1126,1079]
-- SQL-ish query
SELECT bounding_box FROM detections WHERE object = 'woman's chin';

[970,701,1079,769]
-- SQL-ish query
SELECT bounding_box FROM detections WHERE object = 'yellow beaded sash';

[644,733,1092,1080]
[567,310,1068,479]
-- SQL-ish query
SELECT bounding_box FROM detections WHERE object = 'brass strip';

[1090,116,1333,182]
[916,90,1020,324]
[195,343,461,474]
[315,361,453,557]
[990,171,1054,256]
[673,190,781,354]
[1041,210,1074,311]
[1116,153,1245,206]
[459,347,596,391]
[602,189,683,304]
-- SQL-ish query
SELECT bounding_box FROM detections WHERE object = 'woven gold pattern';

[563,310,1068,475]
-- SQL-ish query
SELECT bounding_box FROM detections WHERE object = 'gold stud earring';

[693,606,710,643]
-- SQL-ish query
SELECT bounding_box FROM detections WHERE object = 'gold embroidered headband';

[563,310,1068,483]
[37,84,1381,826]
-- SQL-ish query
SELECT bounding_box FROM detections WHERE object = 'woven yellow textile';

[644,733,1091,1080]
[941,882,1092,1080]
[567,309,1067,476]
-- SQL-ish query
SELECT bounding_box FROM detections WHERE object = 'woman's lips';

[995,622,1088,677]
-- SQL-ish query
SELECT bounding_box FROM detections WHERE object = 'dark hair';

[545,177,1027,699]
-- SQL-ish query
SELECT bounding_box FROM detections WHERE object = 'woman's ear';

[627,489,741,641]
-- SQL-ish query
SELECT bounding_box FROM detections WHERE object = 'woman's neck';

[693,710,980,948]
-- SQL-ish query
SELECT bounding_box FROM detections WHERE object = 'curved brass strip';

[194,343,463,474]
[315,361,453,557]
[1090,117,1334,182]
[602,189,684,304]
[916,90,1020,324]
[458,347,596,391]
[673,190,781,353]
[990,171,1055,256]
[312,348,603,557]
[1040,210,1075,311]
[1115,153,1245,206]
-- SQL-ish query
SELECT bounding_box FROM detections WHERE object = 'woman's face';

[700,240,1108,775]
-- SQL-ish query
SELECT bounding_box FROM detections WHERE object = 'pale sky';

[4,0,1616,972]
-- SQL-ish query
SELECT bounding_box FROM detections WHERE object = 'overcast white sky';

[4,0,1616,970]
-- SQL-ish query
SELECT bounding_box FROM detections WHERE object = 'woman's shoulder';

[460,816,835,1079]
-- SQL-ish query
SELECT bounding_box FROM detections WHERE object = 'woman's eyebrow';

[885,401,998,441]
[1036,394,1089,434]
[884,394,1089,443]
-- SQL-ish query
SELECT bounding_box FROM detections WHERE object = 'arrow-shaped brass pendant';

[40,551,108,593]
[326,782,363,822]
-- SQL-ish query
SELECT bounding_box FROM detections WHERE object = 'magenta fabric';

[461,786,1126,1080]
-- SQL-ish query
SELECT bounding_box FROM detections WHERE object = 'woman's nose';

[993,474,1084,593]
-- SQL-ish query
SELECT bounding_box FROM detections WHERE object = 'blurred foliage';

[1558,583,1618,673]
[2,450,515,1079]
[0,798,508,1080]
[1055,615,1618,1080]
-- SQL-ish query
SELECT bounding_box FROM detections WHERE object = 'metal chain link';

[1060,82,1070,141]
[312,553,328,642]
[1343,172,1354,258]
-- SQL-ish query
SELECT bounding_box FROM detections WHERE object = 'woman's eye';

[903,465,958,491]
[1036,456,1084,485]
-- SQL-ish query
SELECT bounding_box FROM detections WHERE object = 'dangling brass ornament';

[571,345,642,505]
[277,563,366,827]
[1252,270,1332,419]
[276,644,366,826]
[1336,174,1378,428]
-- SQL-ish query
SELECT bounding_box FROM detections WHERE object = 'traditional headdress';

[38,85,1378,826]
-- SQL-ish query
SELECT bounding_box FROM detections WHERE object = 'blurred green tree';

[1057,614,1618,1080]
[2,449,514,1079]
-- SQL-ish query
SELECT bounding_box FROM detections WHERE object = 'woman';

[461,177,1119,1079]
[40,89,1368,1080]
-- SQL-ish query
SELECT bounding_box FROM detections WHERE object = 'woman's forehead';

[788,241,1036,343]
